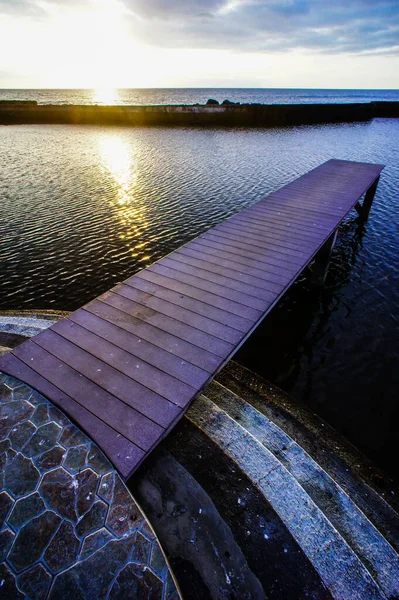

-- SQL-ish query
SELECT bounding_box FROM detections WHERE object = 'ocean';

[1,87,399,106]
[0,90,398,480]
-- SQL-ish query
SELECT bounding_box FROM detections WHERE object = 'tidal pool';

[1,119,398,477]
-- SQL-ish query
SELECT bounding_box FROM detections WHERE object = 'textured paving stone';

[0,563,24,599]
[44,520,80,572]
[0,400,33,438]
[109,562,164,600]
[40,468,77,521]
[9,420,36,451]
[63,445,88,472]
[80,527,114,560]
[106,477,143,536]
[76,500,108,537]
[8,510,61,572]
[0,375,179,599]
[8,492,45,528]
[98,472,114,503]
[0,490,13,526]
[87,445,112,475]
[23,421,62,457]
[0,527,15,561]
[151,540,167,575]
[60,424,88,448]
[4,450,40,498]
[49,533,136,600]
[131,531,151,565]
[18,564,52,600]
[165,572,181,600]
[76,469,98,517]
[31,404,50,426]
[35,445,65,471]
[13,385,36,401]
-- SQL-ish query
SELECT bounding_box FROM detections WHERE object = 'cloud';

[1,0,398,55]
[125,0,399,55]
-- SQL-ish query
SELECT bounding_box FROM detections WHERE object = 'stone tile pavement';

[0,372,180,600]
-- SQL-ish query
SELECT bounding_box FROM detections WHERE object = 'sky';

[0,0,398,89]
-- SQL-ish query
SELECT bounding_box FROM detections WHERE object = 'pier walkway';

[0,159,383,479]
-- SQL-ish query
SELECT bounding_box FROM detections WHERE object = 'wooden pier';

[0,159,384,479]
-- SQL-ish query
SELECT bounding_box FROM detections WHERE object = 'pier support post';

[309,229,338,286]
[355,176,380,222]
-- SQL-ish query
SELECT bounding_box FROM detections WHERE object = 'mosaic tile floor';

[0,372,180,600]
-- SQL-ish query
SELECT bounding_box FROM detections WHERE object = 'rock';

[206,98,219,105]
[222,99,235,105]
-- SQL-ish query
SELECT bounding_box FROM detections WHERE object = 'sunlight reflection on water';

[0,119,398,475]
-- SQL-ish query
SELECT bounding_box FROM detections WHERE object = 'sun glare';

[98,134,149,258]
[92,87,120,105]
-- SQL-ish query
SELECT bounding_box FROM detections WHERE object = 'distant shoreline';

[1,100,398,128]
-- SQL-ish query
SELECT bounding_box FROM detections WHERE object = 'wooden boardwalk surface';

[0,159,384,479]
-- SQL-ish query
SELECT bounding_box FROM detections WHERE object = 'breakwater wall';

[0,100,398,128]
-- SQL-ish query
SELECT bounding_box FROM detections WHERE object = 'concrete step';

[187,388,399,599]
[216,362,399,554]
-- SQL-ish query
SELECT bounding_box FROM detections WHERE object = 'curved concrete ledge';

[0,373,180,600]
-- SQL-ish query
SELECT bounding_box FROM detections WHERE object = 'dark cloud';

[126,0,399,54]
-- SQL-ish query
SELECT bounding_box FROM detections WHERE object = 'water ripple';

[1,120,398,477]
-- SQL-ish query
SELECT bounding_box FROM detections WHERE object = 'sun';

[31,0,151,89]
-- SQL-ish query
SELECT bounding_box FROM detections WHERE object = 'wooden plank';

[12,340,164,451]
[212,223,310,260]
[68,309,210,388]
[184,241,296,289]
[0,159,384,480]
[0,352,143,479]
[217,220,320,251]
[33,328,183,420]
[139,264,266,315]
[51,318,196,407]
[233,212,327,242]
[112,283,246,343]
[161,255,279,300]
[198,231,305,272]
[84,299,223,373]
[192,235,298,278]
[177,244,298,292]
[124,276,254,332]
[98,290,235,357]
